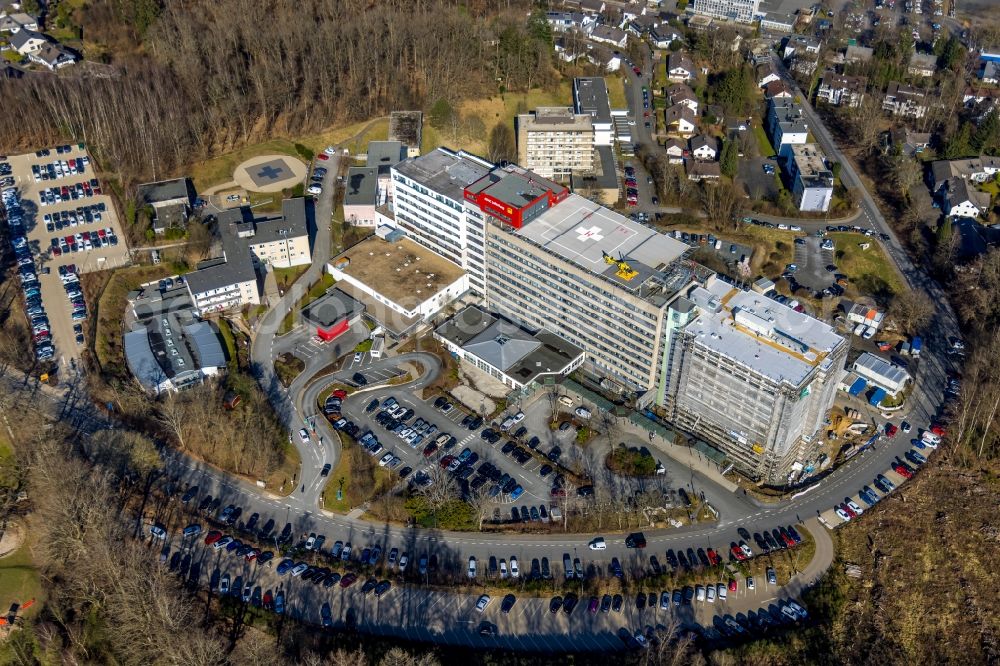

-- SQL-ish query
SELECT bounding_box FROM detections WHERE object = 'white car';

[298,428,310,443]
[740,542,753,559]
[214,536,233,551]
[835,506,852,522]
[846,499,865,515]
[379,452,394,467]
[499,559,508,579]
[476,594,491,612]
[305,533,316,550]
[574,407,592,419]
[354,352,363,363]
[323,146,337,156]
[747,576,755,590]
[290,563,308,577]
[307,184,322,195]
[706,585,716,603]
[695,585,705,602]
[468,556,477,579]
[589,537,607,550]
[398,554,408,572]
[150,524,167,539]
[717,583,727,601]
[511,411,525,423]
[509,556,519,578]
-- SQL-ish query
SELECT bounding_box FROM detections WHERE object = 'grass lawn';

[0,533,43,623]
[0,430,16,490]
[828,232,904,300]
[607,75,627,108]
[272,265,308,292]
[190,118,390,191]
[322,441,394,513]
[445,82,573,155]
[754,124,776,158]
[278,274,335,335]
[979,180,1000,197]
[216,319,238,368]
[90,265,174,374]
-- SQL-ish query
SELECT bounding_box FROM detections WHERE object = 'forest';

[0,0,555,185]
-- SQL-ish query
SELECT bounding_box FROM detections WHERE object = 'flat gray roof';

[393,148,493,202]
[366,141,405,174]
[511,192,690,291]
[573,77,612,124]
[344,167,378,206]
[572,145,618,191]
[301,288,366,327]
[436,305,584,385]
[137,178,194,206]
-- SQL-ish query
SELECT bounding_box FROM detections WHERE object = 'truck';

[911,336,922,357]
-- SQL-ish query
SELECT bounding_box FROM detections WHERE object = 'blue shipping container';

[848,377,867,396]
[869,388,887,406]
[911,336,922,356]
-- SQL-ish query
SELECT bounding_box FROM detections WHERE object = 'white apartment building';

[767,99,809,157]
[787,144,834,213]
[390,148,494,294]
[517,107,595,180]
[691,0,760,23]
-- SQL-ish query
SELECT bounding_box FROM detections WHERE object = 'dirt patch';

[0,521,25,559]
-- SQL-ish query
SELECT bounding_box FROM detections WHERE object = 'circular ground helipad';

[233,154,308,193]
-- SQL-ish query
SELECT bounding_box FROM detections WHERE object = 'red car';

[730,544,746,561]
[840,503,857,519]
[339,572,358,588]
[706,548,721,566]
[884,423,898,438]
[204,530,223,546]
[438,455,455,469]
[632,66,641,75]
[422,442,438,457]
[316,153,329,161]
[332,389,348,399]
[930,424,946,436]
[728,579,737,592]
[893,462,913,479]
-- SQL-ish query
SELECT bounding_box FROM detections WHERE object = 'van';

[558,395,574,408]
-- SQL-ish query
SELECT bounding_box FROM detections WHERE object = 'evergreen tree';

[944,122,974,159]
[973,109,1000,154]
[720,139,738,177]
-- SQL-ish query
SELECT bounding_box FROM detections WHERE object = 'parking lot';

[158,520,811,652]
[737,157,780,201]
[7,146,130,364]
[339,387,575,510]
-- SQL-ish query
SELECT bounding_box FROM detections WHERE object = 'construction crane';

[603,251,638,280]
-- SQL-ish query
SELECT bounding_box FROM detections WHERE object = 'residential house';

[28,42,77,70]
[689,135,718,161]
[755,60,781,88]
[746,41,772,66]
[589,24,628,48]
[763,79,793,100]
[767,98,809,156]
[882,81,928,118]
[964,87,999,109]
[782,35,821,61]
[686,160,721,181]
[0,12,36,32]
[665,103,697,136]
[9,27,45,55]
[553,37,586,63]
[588,47,621,72]
[928,156,1000,193]
[663,137,686,163]
[627,14,658,36]
[943,178,990,218]
[137,178,195,234]
[649,26,682,49]
[887,127,931,157]
[979,60,1000,85]
[908,52,938,78]
[816,71,867,108]
[545,11,595,33]
[567,0,606,14]
[667,83,699,113]
[844,44,874,63]
[667,52,695,82]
